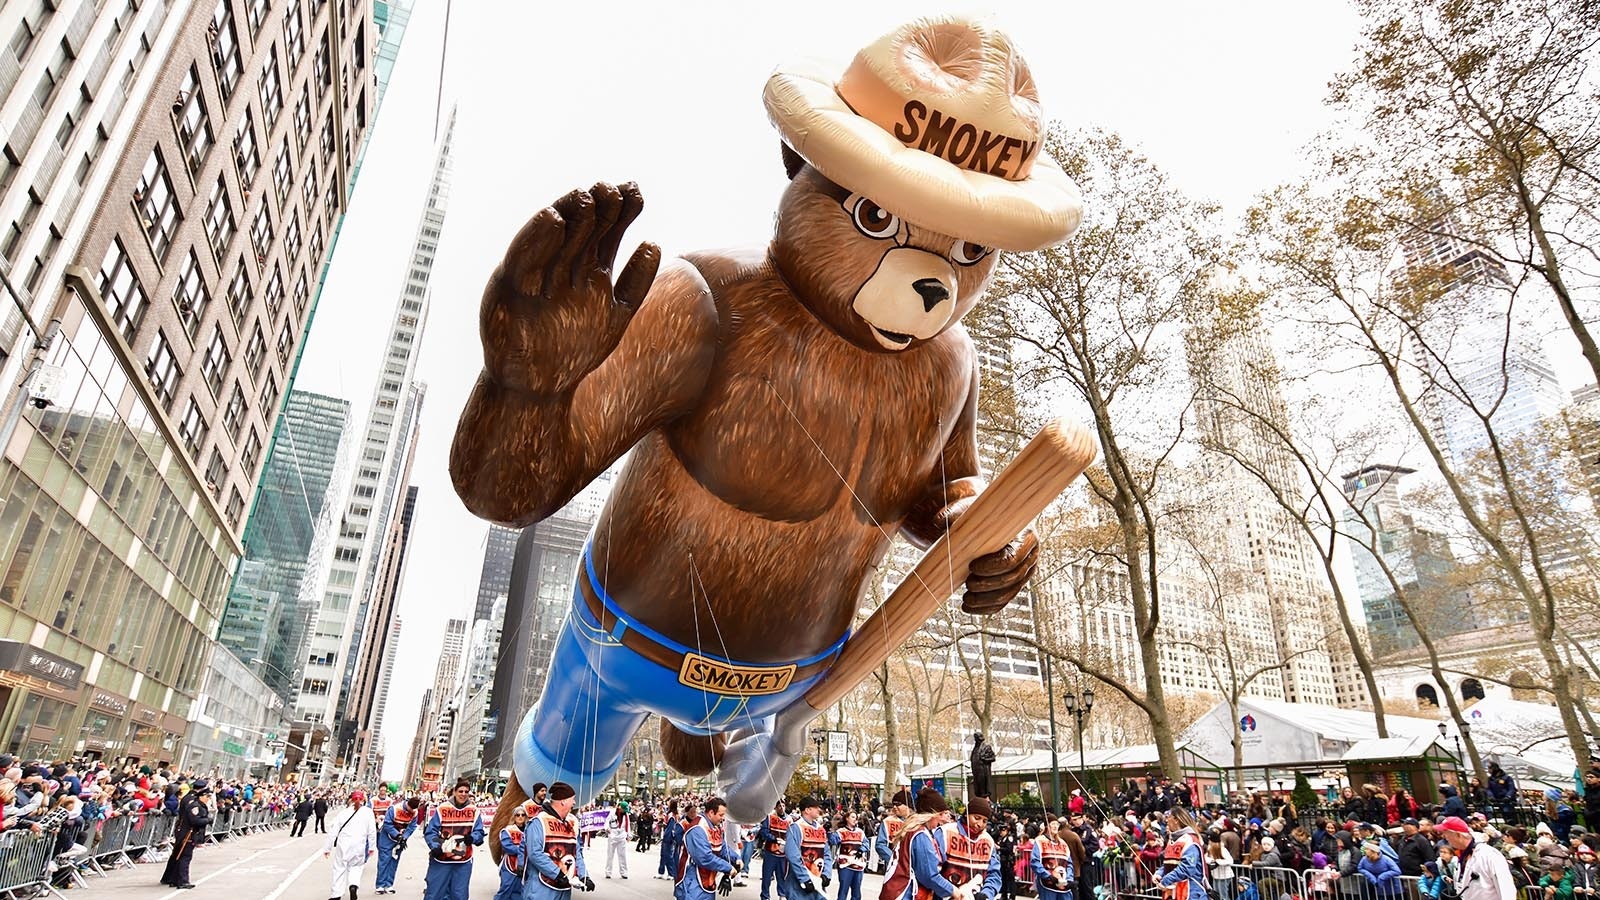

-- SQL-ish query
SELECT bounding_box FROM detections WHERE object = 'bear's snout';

[851,248,957,351]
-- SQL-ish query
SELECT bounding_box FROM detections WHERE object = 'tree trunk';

[1515,169,1600,391]
[879,661,901,802]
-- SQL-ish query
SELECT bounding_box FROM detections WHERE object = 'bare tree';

[994,125,1224,778]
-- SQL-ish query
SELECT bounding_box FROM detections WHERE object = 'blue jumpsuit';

[760,813,790,900]
[423,801,485,900]
[831,827,867,900]
[675,816,740,900]
[900,820,1001,900]
[782,817,834,900]
[660,816,685,877]
[524,809,590,900]
[875,817,903,873]
[498,825,529,900]
[376,803,421,890]
[1029,838,1074,900]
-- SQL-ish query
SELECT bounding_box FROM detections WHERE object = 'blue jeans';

[513,548,846,803]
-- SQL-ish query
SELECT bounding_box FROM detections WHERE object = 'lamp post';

[1044,656,1061,813]
[1438,721,1466,781]
[811,728,826,784]
[1063,687,1094,796]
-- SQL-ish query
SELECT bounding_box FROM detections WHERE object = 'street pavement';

[89,825,890,900]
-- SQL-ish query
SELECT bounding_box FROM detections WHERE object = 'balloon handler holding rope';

[450,14,1096,850]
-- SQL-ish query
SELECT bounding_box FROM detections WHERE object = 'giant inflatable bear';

[451,14,1083,834]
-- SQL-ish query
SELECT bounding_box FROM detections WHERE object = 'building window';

[234,109,260,189]
[241,426,262,474]
[276,320,294,363]
[178,397,209,458]
[222,382,247,439]
[250,205,273,261]
[323,180,337,225]
[204,176,235,259]
[246,0,270,36]
[174,250,211,340]
[201,326,231,395]
[292,269,308,318]
[174,66,213,173]
[260,371,279,414]
[210,0,243,101]
[205,448,228,496]
[134,150,179,258]
[284,0,304,65]
[244,322,266,376]
[98,239,148,342]
[225,487,244,528]
[273,144,293,205]
[301,162,317,213]
[313,35,330,98]
[145,332,181,411]
[259,48,284,131]
[319,113,335,166]
[284,213,301,261]
[264,264,284,319]
[293,90,311,150]
[308,222,323,265]
[225,263,251,329]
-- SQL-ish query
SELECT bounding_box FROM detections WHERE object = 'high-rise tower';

[296,109,453,767]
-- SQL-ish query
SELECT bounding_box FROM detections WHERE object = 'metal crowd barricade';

[0,828,61,900]
[88,814,133,873]
[140,814,176,864]
[1243,865,1307,900]
[213,808,234,840]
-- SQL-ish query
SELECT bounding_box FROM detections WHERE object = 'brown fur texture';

[660,719,726,777]
[489,772,529,864]
[451,160,1038,769]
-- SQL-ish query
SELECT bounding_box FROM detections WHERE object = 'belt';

[577,575,840,683]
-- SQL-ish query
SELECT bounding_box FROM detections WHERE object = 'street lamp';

[1063,687,1094,797]
[1438,721,1466,780]
[811,728,826,783]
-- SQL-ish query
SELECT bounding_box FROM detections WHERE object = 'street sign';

[827,730,848,762]
[267,732,278,741]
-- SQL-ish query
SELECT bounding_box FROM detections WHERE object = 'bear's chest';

[668,307,967,524]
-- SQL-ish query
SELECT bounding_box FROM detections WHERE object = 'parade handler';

[525,782,596,900]
[453,13,1097,833]
[677,798,743,900]
[495,803,530,900]
[761,802,791,900]
[424,780,485,900]
[376,794,422,894]
[325,790,378,900]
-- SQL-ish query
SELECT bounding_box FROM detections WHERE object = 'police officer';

[761,801,790,900]
[161,780,214,889]
[376,792,422,894]
[783,798,833,900]
[525,782,595,900]
[424,779,485,900]
[677,797,742,900]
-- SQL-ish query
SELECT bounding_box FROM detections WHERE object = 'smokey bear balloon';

[451,14,1082,833]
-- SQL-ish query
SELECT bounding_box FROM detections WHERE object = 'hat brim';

[765,63,1082,252]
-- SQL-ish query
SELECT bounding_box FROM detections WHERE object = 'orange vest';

[838,827,867,870]
[372,796,393,820]
[1161,833,1200,900]
[537,810,580,890]
[432,802,479,863]
[678,815,727,891]
[391,803,419,828]
[1037,838,1071,890]
[928,822,993,897]
[502,825,526,875]
[797,822,828,879]
[766,814,788,854]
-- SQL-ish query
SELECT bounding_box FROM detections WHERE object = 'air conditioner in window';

[177,296,193,314]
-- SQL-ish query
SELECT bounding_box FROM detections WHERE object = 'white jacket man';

[324,791,378,900]
[606,802,632,878]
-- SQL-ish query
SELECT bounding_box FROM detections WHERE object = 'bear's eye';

[951,241,992,266]
[850,197,899,239]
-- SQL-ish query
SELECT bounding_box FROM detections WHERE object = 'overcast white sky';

[289,0,1592,780]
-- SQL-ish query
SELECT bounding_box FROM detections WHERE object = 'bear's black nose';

[913,278,949,313]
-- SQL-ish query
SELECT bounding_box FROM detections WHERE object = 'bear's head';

[771,144,998,353]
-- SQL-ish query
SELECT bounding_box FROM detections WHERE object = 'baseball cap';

[1435,817,1471,835]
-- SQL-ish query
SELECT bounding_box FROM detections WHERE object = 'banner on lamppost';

[827,730,848,763]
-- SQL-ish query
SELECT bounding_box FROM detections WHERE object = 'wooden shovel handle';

[801,417,1099,711]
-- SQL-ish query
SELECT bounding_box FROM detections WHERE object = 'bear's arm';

[897,363,982,549]
[450,258,718,526]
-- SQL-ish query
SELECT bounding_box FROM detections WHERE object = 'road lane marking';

[148,835,301,900]
[259,844,325,900]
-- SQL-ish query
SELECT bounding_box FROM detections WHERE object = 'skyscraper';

[220,390,351,700]
[296,111,452,767]
[414,616,466,774]
[482,466,617,775]
[475,525,519,623]
[1342,464,1472,655]
[0,0,383,761]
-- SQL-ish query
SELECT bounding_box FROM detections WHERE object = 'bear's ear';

[780,142,806,181]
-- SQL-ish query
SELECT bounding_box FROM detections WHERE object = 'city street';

[95,828,884,900]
